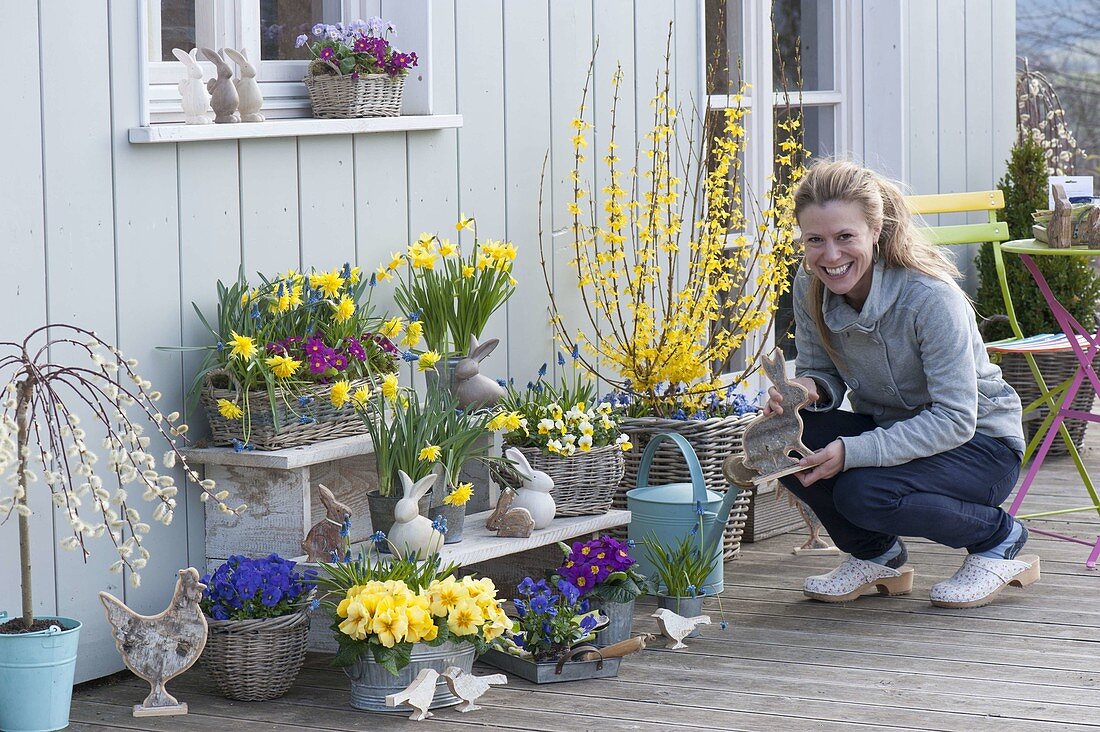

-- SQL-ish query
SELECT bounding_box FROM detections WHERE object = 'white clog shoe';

[803,555,915,603]
[929,554,1041,609]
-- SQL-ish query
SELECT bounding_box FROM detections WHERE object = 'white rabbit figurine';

[453,335,507,410]
[171,48,213,124]
[504,447,556,530]
[388,470,445,560]
[224,48,265,122]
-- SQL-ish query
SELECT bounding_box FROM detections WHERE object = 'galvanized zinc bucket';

[626,432,728,595]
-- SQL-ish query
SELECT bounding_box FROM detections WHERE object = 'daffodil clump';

[316,549,508,675]
[192,263,401,445]
[542,47,805,417]
[379,219,517,355]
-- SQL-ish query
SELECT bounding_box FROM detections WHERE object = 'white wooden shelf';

[128,114,462,144]
[181,434,373,470]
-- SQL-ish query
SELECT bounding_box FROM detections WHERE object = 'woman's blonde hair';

[794,160,961,363]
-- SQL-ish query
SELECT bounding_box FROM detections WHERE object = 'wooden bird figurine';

[651,608,711,650]
[385,667,439,721]
[99,568,208,717]
[301,483,351,562]
[440,666,507,712]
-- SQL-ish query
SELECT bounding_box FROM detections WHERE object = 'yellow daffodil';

[386,252,406,271]
[330,380,351,408]
[228,331,257,360]
[310,268,345,297]
[216,399,243,420]
[349,265,361,283]
[437,239,457,256]
[418,444,441,462]
[381,373,399,402]
[444,482,473,506]
[380,317,404,340]
[375,266,392,282]
[402,321,423,348]
[417,350,440,372]
[408,243,437,270]
[350,386,371,408]
[461,265,475,278]
[455,214,474,231]
[265,354,301,379]
[333,295,356,322]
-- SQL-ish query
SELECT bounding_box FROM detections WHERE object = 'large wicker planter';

[504,443,625,516]
[200,369,372,450]
[615,414,755,560]
[304,73,405,118]
[998,351,1097,456]
[202,609,311,701]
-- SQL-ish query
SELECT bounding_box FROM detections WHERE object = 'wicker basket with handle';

[303,73,405,118]
[503,443,625,517]
[202,609,310,701]
[615,414,755,560]
[997,350,1097,455]
[200,368,372,450]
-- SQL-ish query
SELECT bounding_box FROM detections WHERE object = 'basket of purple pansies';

[199,554,318,701]
[190,263,401,450]
[299,18,419,118]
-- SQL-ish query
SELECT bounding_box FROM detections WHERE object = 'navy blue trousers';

[779,410,1021,559]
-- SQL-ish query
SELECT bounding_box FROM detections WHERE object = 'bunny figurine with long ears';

[453,335,507,410]
[223,48,264,122]
[172,48,213,124]
[504,447,556,530]
[200,48,240,123]
[388,470,445,560]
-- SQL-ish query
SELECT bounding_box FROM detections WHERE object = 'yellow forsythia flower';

[330,380,351,408]
[216,398,243,420]
[417,351,441,372]
[265,354,301,379]
[444,482,473,506]
[333,295,356,323]
[418,444,441,462]
[228,331,257,360]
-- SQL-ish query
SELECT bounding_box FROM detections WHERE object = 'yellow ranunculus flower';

[228,331,257,360]
[418,444,441,462]
[265,354,301,379]
[217,399,243,420]
[330,380,351,408]
[443,482,473,506]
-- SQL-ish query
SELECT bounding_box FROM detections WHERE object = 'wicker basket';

[303,73,405,118]
[997,350,1097,455]
[503,443,625,517]
[615,414,755,561]
[202,610,310,701]
[200,369,371,450]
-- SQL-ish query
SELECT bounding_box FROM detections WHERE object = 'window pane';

[773,0,834,91]
[152,0,216,62]
[705,0,745,95]
[260,0,343,61]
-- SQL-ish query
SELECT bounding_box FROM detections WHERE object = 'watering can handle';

[635,432,708,505]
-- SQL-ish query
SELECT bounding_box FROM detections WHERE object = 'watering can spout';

[702,484,743,554]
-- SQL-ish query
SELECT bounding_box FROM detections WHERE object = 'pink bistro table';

[1001,239,1100,569]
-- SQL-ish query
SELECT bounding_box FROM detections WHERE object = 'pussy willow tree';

[538,24,806,417]
[0,325,243,631]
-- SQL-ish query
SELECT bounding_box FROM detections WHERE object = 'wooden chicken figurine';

[99,568,208,717]
[385,667,439,721]
[441,666,507,712]
[301,483,351,562]
[651,608,711,650]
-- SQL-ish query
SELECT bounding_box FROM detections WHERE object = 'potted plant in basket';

[0,325,240,732]
[540,43,800,558]
[313,543,510,712]
[299,18,418,118]
[200,553,316,701]
[184,263,399,451]
[491,354,632,517]
[555,535,647,646]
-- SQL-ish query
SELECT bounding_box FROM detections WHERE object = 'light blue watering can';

[626,432,743,596]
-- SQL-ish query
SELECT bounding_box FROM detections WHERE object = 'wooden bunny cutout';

[504,447,556,529]
[301,484,351,562]
[723,349,813,486]
[484,487,535,538]
[388,470,444,560]
[200,48,240,123]
[171,48,212,125]
[223,48,264,122]
[453,335,507,410]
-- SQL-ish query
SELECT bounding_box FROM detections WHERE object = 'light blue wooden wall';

[0,0,702,682]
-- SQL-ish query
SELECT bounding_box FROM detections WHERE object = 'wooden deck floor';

[71,441,1100,731]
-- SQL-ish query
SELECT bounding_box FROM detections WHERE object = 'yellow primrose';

[417,351,441,372]
[418,444,441,462]
[216,399,243,420]
[446,599,483,636]
[330,380,351,408]
[372,607,408,648]
[265,354,301,379]
[228,331,257,360]
[444,482,473,506]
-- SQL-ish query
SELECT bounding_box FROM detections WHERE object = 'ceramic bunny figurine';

[388,470,445,560]
[504,447,556,530]
[453,335,507,410]
[172,48,212,124]
[200,47,240,123]
[223,48,265,122]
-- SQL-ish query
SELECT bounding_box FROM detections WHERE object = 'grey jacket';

[793,261,1026,469]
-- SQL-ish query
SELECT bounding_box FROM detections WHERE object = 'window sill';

[128,114,462,144]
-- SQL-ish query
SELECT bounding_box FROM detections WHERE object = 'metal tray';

[480,647,621,684]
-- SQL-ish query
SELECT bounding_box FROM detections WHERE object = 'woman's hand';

[795,440,844,486]
[762,376,820,417]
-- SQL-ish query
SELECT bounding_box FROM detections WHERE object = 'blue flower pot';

[0,612,82,732]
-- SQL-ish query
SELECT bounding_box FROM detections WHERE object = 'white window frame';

[140,0,431,125]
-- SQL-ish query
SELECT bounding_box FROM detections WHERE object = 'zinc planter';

[657,595,706,638]
[594,599,635,647]
[344,641,475,712]
[481,647,621,684]
[0,613,82,732]
[366,489,431,545]
[428,502,466,543]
